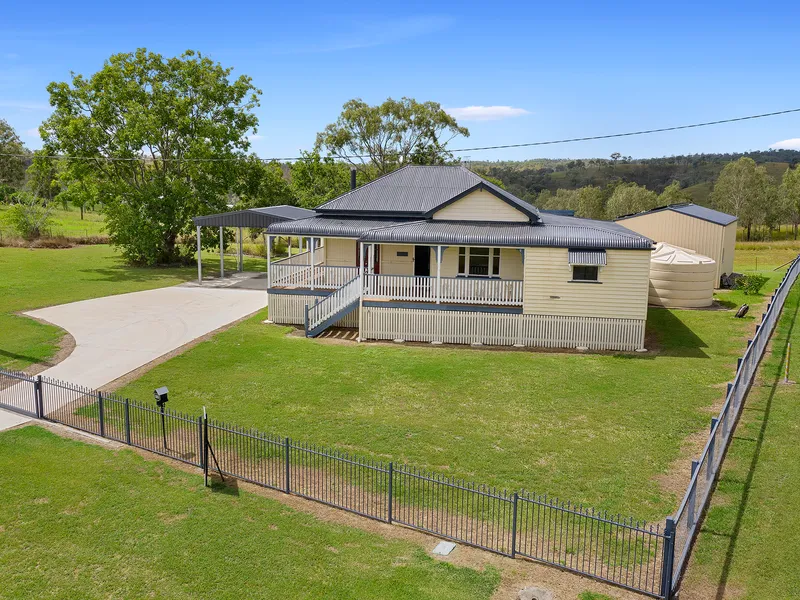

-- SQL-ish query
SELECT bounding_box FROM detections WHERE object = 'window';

[572,265,599,282]
[458,247,501,278]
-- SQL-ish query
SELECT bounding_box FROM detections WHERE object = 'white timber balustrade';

[364,275,523,306]
[306,276,362,335]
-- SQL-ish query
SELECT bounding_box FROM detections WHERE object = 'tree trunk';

[747,224,751,241]
[80,205,84,220]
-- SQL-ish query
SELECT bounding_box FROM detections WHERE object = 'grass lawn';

[117,250,796,520]
[0,205,106,239]
[0,426,498,600]
[0,245,263,371]
[681,283,800,600]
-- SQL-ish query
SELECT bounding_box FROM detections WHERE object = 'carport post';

[219,226,225,278]
[237,226,243,272]
[196,226,202,284]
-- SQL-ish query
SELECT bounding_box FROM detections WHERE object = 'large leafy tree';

[0,119,29,199]
[657,180,692,206]
[235,157,295,209]
[605,183,659,219]
[289,151,354,208]
[41,49,261,264]
[780,166,800,239]
[711,157,770,240]
[315,97,469,176]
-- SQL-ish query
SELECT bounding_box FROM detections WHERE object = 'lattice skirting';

[362,306,645,351]
[268,293,359,328]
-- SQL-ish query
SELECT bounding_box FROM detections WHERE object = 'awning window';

[568,249,607,266]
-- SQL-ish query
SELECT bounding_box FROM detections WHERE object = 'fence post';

[197,416,204,470]
[511,492,519,558]
[97,391,105,438]
[707,418,718,481]
[124,398,132,445]
[33,375,43,419]
[203,410,209,487]
[687,460,699,530]
[284,437,291,493]
[387,462,394,524]
[660,517,676,599]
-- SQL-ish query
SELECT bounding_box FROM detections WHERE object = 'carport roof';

[192,205,316,228]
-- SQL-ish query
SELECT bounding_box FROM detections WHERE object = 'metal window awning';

[568,249,607,266]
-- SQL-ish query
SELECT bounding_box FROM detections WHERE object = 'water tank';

[649,243,716,308]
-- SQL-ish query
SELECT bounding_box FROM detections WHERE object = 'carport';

[192,205,315,284]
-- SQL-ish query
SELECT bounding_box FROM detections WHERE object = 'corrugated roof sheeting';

[268,217,418,238]
[615,203,737,226]
[359,219,652,250]
[568,249,608,265]
[192,205,316,228]
[315,165,539,221]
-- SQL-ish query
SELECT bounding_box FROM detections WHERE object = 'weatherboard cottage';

[265,165,654,351]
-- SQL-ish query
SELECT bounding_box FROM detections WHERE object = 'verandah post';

[97,391,105,438]
[660,517,676,599]
[387,462,393,524]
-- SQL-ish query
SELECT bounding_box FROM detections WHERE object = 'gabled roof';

[315,165,541,223]
[615,203,737,226]
[193,205,316,228]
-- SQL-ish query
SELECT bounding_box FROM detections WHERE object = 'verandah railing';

[364,274,524,306]
[0,368,668,597]
[1,254,797,599]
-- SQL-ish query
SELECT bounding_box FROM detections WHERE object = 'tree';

[711,157,770,240]
[576,186,606,219]
[41,48,261,265]
[289,151,354,209]
[780,166,800,239]
[606,183,658,219]
[0,119,28,192]
[4,191,53,239]
[26,151,63,205]
[315,97,469,176]
[657,181,692,206]
[235,157,295,209]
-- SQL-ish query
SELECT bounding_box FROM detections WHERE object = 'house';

[266,165,654,351]
[614,203,737,284]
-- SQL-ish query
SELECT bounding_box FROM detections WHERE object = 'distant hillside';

[470,149,800,205]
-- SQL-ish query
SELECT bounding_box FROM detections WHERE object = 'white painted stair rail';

[305,276,361,336]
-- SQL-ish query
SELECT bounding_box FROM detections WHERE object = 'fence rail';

[364,274,524,306]
[1,254,797,600]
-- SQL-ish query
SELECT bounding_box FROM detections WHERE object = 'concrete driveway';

[0,285,267,430]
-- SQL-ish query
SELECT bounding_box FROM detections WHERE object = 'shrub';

[735,274,769,295]
[3,192,53,240]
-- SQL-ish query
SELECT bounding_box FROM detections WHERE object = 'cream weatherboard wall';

[431,189,529,222]
[523,248,651,320]
[617,211,735,281]
[427,246,524,279]
[380,244,414,276]
[323,238,357,267]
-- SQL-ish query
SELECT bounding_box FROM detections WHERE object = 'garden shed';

[615,203,736,285]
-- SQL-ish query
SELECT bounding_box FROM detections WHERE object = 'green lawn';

[0,245,263,371]
[0,426,498,600]
[681,283,800,600]
[116,257,792,520]
[0,205,106,239]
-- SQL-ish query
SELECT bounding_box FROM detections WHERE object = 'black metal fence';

[0,368,669,597]
[1,254,797,600]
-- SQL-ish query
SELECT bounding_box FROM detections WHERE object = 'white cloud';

[770,138,800,150]
[0,100,50,111]
[445,106,531,122]
[24,128,41,139]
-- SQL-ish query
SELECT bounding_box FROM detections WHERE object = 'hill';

[470,149,800,205]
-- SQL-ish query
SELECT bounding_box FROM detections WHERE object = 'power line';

[2,107,799,164]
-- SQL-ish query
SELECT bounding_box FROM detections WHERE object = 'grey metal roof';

[268,216,417,238]
[193,205,316,228]
[568,249,607,265]
[358,215,652,250]
[615,203,737,226]
[315,165,540,222]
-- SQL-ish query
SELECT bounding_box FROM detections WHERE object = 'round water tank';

[649,243,716,308]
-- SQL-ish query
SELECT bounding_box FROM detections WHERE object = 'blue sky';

[2,0,800,161]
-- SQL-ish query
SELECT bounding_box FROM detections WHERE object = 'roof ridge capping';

[614,202,737,226]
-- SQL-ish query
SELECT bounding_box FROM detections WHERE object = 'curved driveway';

[0,285,267,430]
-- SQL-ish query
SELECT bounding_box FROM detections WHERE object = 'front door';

[414,246,431,276]
[357,243,381,274]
